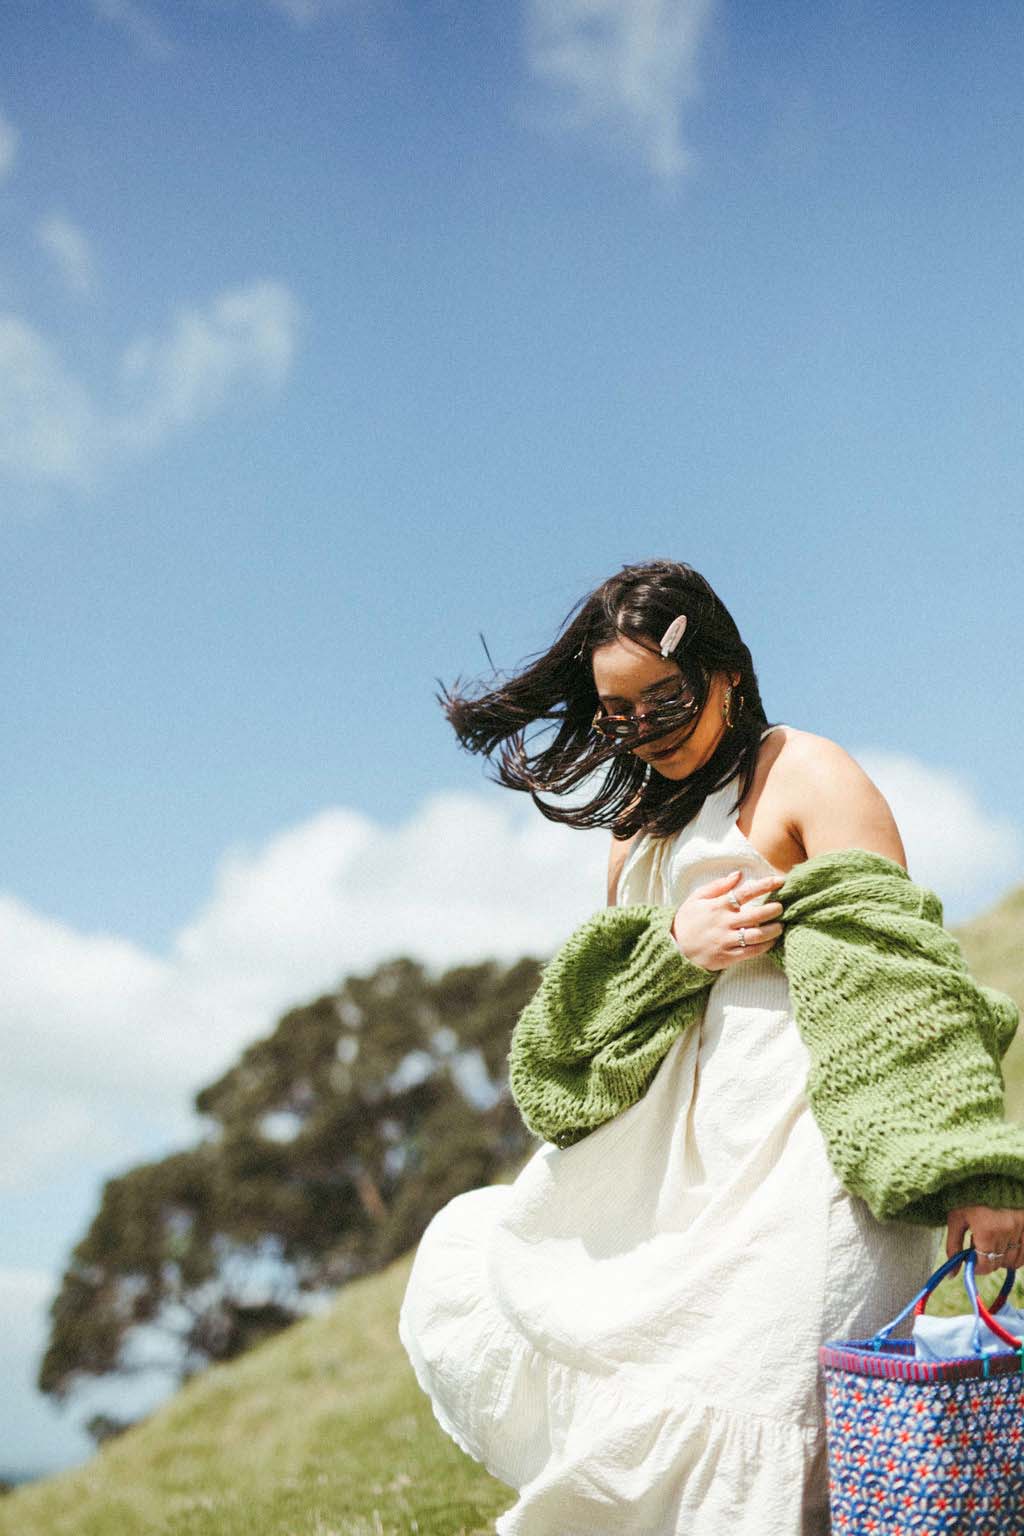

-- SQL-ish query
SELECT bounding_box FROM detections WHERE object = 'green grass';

[955,883,1024,1123]
[7,886,1024,1531]
[0,1252,513,1536]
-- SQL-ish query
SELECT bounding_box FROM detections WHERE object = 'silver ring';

[738,928,747,947]
[727,892,741,911]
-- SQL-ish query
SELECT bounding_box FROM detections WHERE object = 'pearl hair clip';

[659,614,688,657]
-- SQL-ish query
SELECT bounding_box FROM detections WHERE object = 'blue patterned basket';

[820,1248,1024,1533]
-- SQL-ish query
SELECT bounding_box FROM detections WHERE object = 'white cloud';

[0,280,301,489]
[37,214,98,298]
[173,793,608,1000]
[524,0,715,180]
[0,109,17,180]
[116,281,301,454]
[852,747,1024,925]
[0,316,104,488]
[0,1098,131,1194]
[0,791,607,1202]
[90,0,175,58]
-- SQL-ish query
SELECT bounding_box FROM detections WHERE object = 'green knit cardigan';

[507,847,1024,1226]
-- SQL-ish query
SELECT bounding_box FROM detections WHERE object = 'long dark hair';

[437,559,775,841]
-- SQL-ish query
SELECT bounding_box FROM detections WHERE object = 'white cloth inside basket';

[913,1303,1024,1361]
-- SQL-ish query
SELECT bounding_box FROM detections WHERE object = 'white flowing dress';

[398,726,937,1534]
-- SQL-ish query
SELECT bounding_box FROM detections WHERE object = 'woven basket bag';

[819,1247,1024,1533]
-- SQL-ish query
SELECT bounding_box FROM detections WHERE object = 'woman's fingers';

[947,1205,1024,1276]
[946,1209,970,1261]
[974,1230,1024,1276]
[730,921,783,949]
[729,899,783,925]
[700,870,785,903]
[711,874,788,958]
[732,875,786,907]
[680,870,788,970]
[699,869,745,896]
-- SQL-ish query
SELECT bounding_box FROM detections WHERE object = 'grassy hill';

[0,1249,513,1536]
[953,881,1024,1120]
[4,881,1023,1533]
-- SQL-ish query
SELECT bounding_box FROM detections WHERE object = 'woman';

[398,558,1024,1535]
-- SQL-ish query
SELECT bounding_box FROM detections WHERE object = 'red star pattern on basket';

[821,1248,1024,1531]
[823,1370,1024,1532]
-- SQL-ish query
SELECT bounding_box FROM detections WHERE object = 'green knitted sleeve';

[766,849,1024,1226]
[507,904,719,1149]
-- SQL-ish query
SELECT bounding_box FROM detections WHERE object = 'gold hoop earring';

[722,685,745,729]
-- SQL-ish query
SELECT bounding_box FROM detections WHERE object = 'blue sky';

[3,0,1023,1477]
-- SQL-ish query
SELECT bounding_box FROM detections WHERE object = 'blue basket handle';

[867,1247,1017,1353]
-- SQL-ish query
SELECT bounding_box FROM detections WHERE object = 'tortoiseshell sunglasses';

[590,673,703,748]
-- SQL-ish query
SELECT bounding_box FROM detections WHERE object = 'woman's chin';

[652,758,690,779]
[642,745,689,776]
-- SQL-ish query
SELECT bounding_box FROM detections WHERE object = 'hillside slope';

[0,1251,512,1536]
[953,882,1024,1119]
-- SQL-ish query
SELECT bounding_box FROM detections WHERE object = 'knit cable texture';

[506,847,1024,1225]
[507,902,718,1150]
[762,848,1023,1224]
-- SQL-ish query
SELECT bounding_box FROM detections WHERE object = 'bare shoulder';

[770,726,863,775]
[770,727,908,869]
[771,726,879,786]
[607,828,643,906]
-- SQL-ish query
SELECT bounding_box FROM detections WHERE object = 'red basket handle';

[962,1251,1022,1351]
[869,1247,1017,1352]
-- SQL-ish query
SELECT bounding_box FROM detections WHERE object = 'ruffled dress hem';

[398,1183,828,1535]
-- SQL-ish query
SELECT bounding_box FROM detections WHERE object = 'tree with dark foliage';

[39,951,542,1436]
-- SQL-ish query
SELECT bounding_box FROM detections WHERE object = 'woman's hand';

[671,868,787,973]
[946,1204,1024,1277]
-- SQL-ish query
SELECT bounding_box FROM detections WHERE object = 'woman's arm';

[780,733,908,869]
[780,732,1024,1275]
